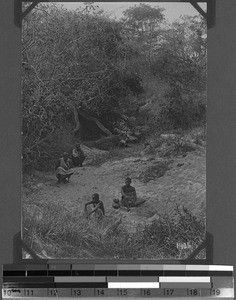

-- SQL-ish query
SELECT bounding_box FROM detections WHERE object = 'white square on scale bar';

[209,265,233,271]
[108,282,160,289]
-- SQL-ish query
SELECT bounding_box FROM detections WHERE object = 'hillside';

[22,130,206,260]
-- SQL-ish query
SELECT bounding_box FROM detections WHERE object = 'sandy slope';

[23,146,206,233]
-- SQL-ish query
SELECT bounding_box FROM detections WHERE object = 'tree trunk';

[77,108,113,136]
[69,100,80,134]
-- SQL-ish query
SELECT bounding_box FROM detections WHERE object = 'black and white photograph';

[22,1,207,260]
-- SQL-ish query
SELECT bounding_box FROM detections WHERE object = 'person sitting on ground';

[118,177,146,211]
[55,152,74,183]
[72,143,85,167]
[84,193,105,220]
[121,177,137,210]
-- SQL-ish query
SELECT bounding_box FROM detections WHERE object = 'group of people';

[84,178,146,220]
[55,143,85,184]
[55,143,145,219]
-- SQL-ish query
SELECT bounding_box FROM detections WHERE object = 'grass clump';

[138,161,170,183]
[23,200,205,260]
[136,204,205,259]
[158,133,196,158]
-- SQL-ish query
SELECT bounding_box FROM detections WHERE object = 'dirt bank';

[23,145,206,234]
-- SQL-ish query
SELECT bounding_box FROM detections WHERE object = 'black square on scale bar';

[27,270,48,276]
[95,270,117,276]
[48,270,71,276]
[118,270,141,276]
[164,271,186,276]
[72,270,94,276]
[3,271,26,277]
[140,270,164,276]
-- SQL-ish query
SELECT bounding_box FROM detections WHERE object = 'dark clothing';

[72,148,85,167]
[120,197,146,208]
[122,185,136,197]
[121,184,137,208]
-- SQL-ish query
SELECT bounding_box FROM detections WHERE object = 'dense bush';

[22,3,145,170]
[149,15,206,129]
[22,3,206,171]
[158,86,206,129]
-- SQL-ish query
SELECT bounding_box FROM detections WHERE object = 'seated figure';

[84,193,105,220]
[72,143,85,167]
[112,177,146,211]
[121,177,137,210]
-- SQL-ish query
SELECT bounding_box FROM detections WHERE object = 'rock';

[112,203,120,209]
[136,125,149,133]
[146,213,160,225]
[91,136,121,150]
[119,139,128,147]
[113,199,120,204]
[126,134,138,143]
[141,156,153,162]
[81,145,108,161]
[160,134,177,139]
[123,157,140,163]
[139,102,152,112]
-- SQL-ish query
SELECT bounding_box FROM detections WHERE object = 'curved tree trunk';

[70,101,113,138]
[77,108,113,136]
[69,100,80,134]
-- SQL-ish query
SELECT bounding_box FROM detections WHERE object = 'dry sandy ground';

[23,146,206,233]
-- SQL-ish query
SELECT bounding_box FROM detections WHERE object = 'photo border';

[20,0,209,264]
[1,0,236,275]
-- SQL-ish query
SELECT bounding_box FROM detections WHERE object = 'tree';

[22,3,144,169]
[122,4,165,68]
[151,15,207,91]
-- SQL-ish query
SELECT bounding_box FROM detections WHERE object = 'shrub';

[158,86,206,129]
[136,204,206,259]
[158,133,196,158]
[190,126,206,146]
[138,161,170,183]
[23,129,74,172]
[171,135,196,154]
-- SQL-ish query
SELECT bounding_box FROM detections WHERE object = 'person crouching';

[55,152,74,183]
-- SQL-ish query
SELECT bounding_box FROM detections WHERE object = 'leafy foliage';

[22,3,144,169]
[149,16,207,129]
[22,3,207,171]
[158,87,206,128]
